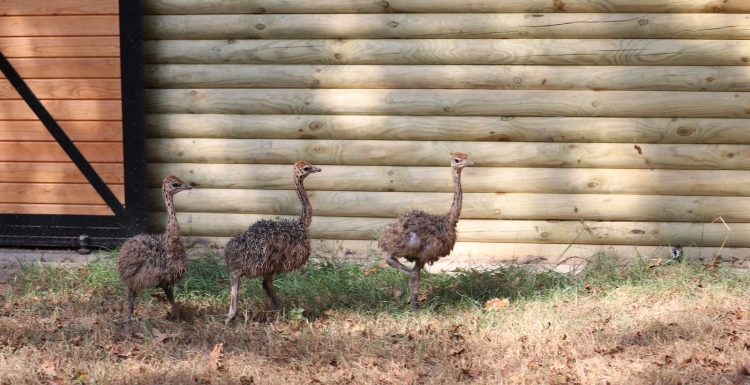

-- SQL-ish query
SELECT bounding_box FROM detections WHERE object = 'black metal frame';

[0,0,147,248]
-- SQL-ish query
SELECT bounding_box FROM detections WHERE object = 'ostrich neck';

[294,176,312,229]
[162,190,184,258]
[446,167,464,226]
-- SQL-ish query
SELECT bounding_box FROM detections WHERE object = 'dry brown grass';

[1,252,750,384]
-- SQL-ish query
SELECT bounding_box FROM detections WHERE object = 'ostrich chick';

[379,152,473,310]
[224,161,321,324]
[116,176,192,329]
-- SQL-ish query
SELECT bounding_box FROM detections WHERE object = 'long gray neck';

[294,176,312,229]
[162,189,183,257]
[446,167,464,226]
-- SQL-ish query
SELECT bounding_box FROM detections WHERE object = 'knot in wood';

[255,24,265,30]
[308,121,323,130]
[638,19,648,26]
[443,107,453,113]
[592,101,600,107]
[742,57,749,63]
[380,1,390,7]
[257,7,266,13]
[705,77,714,82]
[513,77,522,84]
[334,53,343,60]
[676,126,694,136]
[389,21,399,28]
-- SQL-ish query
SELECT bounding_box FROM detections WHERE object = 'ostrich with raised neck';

[379,152,473,310]
[116,176,193,330]
[224,161,322,324]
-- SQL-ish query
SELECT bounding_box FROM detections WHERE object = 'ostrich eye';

[454,158,460,163]
[303,166,311,171]
[171,182,179,187]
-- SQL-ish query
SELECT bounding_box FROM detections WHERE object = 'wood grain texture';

[0,142,123,163]
[0,37,120,58]
[145,115,750,144]
[145,139,750,170]
[0,16,120,36]
[143,14,750,40]
[144,65,750,92]
[142,0,750,14]
[1,58,121,78]
[0,183,124,204]
[146,164,750,197]
[144,89,750,118]
[0,79,121,99]
[150,212,750,247]
[0,162,123,184]
[149,188,750,222]
[0,203,113,215]
[142,39,750,66]
[0,100,122,120]
[0,121,122,142]
[0,0,119,16]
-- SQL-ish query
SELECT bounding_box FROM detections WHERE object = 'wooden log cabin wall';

[0,0,146,247]
[142,0,750,267]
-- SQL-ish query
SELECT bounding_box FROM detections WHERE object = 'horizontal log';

[143,14,750,40]
[0,37,119,58]
[146,164,750,196]
[0,121,122,142]
[142,39,750,66]
[146,115,750,145]
[0,100,122,120]
[0,183,124,205]
[145,115,750,144]
[0,0,118,15]
[146,139,750,170]
[0,162,123,184]
[0,142,123,163]
[149,188,750,222]
[186,238,738,268]
[0,203,113,216]
[0,16,119,36]
[1,58,121,79]
[150,212,750,247]
[142,0,750,14]
[145,89,750,118]
[0,79,121,99]
[144,65,750,92]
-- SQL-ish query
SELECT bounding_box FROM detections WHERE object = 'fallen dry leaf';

[737,307,744,320]
[450,347,466,356]
[152,328,169,343]
[398,368,419,384]
[210,343,224,371]
[309,375,324,383]
[416,294,428,303]
[462,367,480,378]
[424,320,440,332]
[484,298,510,311]
[649,259,663,268]
[40,356,57,377]
[150,292,169,304]
[392,288,403,298]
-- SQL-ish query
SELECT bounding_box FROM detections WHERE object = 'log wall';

[142,0,750,265]
[0,0,123,216]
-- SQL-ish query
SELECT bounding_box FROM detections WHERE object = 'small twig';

[709,216,731,268]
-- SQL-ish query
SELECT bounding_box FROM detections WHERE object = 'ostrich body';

[224,161,321,323]
[379,152,473,309]
[116,176,192,329]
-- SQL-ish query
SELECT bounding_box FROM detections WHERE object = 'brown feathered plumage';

[116,175,192,329]
[379,152,473,309]
[224,161,321,324]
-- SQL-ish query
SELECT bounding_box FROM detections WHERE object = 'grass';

[1,249,750,384]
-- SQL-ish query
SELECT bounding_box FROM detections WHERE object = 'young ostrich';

[116,176,192,329]
[224,161,321,324]
[379,152,473,310]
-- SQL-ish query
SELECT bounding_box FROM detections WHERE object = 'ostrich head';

[162,175,193,196]
[450,152,473,170]
[293,161,322,180]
